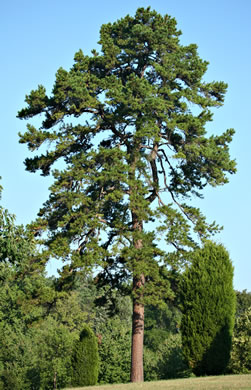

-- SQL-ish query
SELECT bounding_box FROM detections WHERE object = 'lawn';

[65,374,251,390]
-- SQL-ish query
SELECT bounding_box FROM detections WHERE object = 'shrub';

[180,241,236,376]
[71,324,99,386]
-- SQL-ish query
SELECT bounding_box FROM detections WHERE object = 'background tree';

[227,290,251,374]
[235,290,251,317]
[180,241,236,376]
[18,7,236,381]
[0,186,88,389]
[98,316,131,384]
[229,307,251,373]
[143,302,189,381]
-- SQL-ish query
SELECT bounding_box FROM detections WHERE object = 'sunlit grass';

[65,374,251,390]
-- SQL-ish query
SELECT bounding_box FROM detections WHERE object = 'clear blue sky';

[0,0,250,291]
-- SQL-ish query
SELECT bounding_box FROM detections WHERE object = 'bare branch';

[146,144,159,203]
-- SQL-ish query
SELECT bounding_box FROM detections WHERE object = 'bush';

[180,242,236,376]
[71,324,99,386]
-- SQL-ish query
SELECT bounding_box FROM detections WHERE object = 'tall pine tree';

[18,8,236,381]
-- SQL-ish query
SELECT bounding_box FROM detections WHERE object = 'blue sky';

[0,0,250,291]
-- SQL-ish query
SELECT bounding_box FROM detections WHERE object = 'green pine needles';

[71,324,99,386]
[180,241,236,376]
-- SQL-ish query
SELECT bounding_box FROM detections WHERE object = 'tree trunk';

[131,275,145,382]
[130,215,145,382]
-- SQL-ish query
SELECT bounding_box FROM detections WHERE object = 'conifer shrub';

[180,241,236,376]
[71,324,99,386]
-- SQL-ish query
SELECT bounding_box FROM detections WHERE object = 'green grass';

[64,374,251,390]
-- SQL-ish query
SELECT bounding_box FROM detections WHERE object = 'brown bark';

[130,216,145,382]
[131,275,145,382]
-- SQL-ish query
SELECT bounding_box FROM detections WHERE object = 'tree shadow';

[194,324,232,376]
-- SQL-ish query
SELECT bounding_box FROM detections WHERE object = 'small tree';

[71,324,99,386]
[180,242,236,376]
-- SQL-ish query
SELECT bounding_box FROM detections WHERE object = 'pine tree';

[18,8,236,381]
[180,242,236,375]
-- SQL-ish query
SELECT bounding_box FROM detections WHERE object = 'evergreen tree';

[18,7,236,381]
[71,324,99,386]
[180,242,236,375]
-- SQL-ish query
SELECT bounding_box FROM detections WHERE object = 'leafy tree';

[18,7,236,381]
[144,333,189,381]
[98,316,131,384]
[0,191,83,389]
[235,289,251,317]
[144,302,181,351]
[0,321,36,390]
[71,324,99,386]
[180,241,236,375]
[229,307,251,373]
[227,290,251,373]
[30,317,76,390]
[143,302,189,381]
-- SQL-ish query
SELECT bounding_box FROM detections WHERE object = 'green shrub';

[180,241,236,376]
[71,324,99,386]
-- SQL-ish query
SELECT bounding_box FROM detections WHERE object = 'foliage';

[144,302,181,351]
[0,198,84,389]
[144,333,190,381]
[235,289,251,317]
[98,316,131,384]
[29,317,76,390]
[0,321,35,390]
[180,241,236,376]
[18,6,235,302]
[143,303,189,381]
[18,7,236,381]
[0,317,77,390]
[229,307,251,373]
[71,324,99,386]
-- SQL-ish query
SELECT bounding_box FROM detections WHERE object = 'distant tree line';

[0,190,250,388]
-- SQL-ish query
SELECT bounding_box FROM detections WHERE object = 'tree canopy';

[18,7,236,381]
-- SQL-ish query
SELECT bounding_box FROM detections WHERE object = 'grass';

[65,374,251,390]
